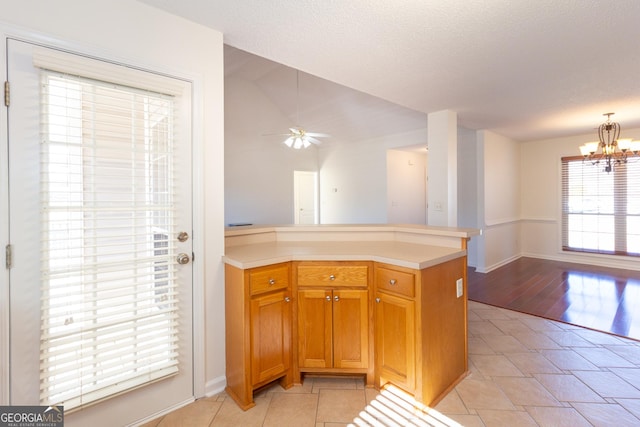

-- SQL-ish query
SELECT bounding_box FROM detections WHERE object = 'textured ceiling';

[140,0,640,142]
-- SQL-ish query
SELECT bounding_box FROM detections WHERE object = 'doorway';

[294,171,318,224]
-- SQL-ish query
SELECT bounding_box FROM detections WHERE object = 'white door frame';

[0,26,206,409]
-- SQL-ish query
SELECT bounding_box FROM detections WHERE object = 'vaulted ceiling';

[141,0,640,142]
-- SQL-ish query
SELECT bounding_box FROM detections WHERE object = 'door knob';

[177,253,190,265]
[177,231,189,242]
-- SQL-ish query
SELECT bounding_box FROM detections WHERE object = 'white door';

[294,171,318,224]
[7,39,193,426]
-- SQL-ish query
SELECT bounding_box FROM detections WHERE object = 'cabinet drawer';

[297,264,368,288]
[249,264,290,295]
[376,267,415,298]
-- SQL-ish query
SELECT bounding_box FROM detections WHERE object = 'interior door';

[7,39,193,426]
[294,171,318,224]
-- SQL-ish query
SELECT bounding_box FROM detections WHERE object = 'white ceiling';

[140,0,640,142]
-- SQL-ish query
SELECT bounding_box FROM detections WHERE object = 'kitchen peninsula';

[223,224,479,410]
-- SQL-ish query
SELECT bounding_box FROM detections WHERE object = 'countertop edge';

[223,246,467,270]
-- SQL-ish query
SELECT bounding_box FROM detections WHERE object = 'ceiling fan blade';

[305,132,330,138]
[307,136,323,145]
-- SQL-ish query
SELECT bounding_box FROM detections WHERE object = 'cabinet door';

[250,290,292,385]
[375,292,415,392]
[333,289,369,369]
[298,289,333,368]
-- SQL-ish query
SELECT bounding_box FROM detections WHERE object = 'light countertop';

[223,240,466,270]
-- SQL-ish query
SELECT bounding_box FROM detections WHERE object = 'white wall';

[319,129,428,223]
[225,73,430,225]
[387,149,427,224]
[225,77,317,225]
[520,127,640,271]
[427,110,458,226]
[0,0,226,413]
[476,130,521,272]
[458,126,479,268]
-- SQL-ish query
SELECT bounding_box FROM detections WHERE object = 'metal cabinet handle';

[375,297,381,303]
[334,295,340,302]
[284,296,291,303]
[329,274,336,281]
[269,278,276,285]
[389,279,397,285]
[325,295,331,302]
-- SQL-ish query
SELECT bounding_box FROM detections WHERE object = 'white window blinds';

[39,69,180,410]
[561,156,640,257]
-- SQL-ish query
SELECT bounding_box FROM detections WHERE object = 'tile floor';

[140,301,640,426]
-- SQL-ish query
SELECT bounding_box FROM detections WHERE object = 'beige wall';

[475,130,521,272]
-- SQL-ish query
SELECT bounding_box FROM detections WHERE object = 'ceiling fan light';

[284,137,294,147]
[293,137,303,149]
[303,138,311,148]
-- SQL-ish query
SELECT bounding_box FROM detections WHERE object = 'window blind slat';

[39,69,181,409]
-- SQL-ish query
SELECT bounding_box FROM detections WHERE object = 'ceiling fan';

[270,70,330,149]
[282,127,329,149]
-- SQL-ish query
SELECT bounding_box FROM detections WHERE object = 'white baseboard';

[129,397,195,427]
[475,254,522,273]
[205,375,227,398]
[521,251,640,272]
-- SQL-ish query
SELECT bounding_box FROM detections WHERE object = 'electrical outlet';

[456,278,463,298]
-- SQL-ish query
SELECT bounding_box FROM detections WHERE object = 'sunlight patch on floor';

[350,385,461,427]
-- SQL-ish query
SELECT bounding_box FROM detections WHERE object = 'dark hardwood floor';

[468,257,640,341]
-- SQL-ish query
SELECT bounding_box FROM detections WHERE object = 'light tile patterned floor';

[140,301,640,426]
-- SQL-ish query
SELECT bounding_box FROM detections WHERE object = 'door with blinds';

[7,39,194,426]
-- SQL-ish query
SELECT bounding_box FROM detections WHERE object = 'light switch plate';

[456,278,463,298]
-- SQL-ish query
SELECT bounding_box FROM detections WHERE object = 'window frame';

[561,155,640,258]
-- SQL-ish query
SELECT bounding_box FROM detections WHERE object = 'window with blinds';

[561,156,640,256]
[39,70,179,409]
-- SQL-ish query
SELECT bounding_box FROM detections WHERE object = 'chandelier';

[579,113,640,173]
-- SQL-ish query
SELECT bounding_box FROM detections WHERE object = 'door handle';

[177,253,190,265]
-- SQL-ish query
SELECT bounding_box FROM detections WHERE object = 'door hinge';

[5,244,12,269]
[4,81,9,107]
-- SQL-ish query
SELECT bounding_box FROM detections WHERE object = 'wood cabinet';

[224,255,468,410]
[294,262,373,384]
[225,262,293,410]
[374,267,416,393]
[374,257,468,406]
